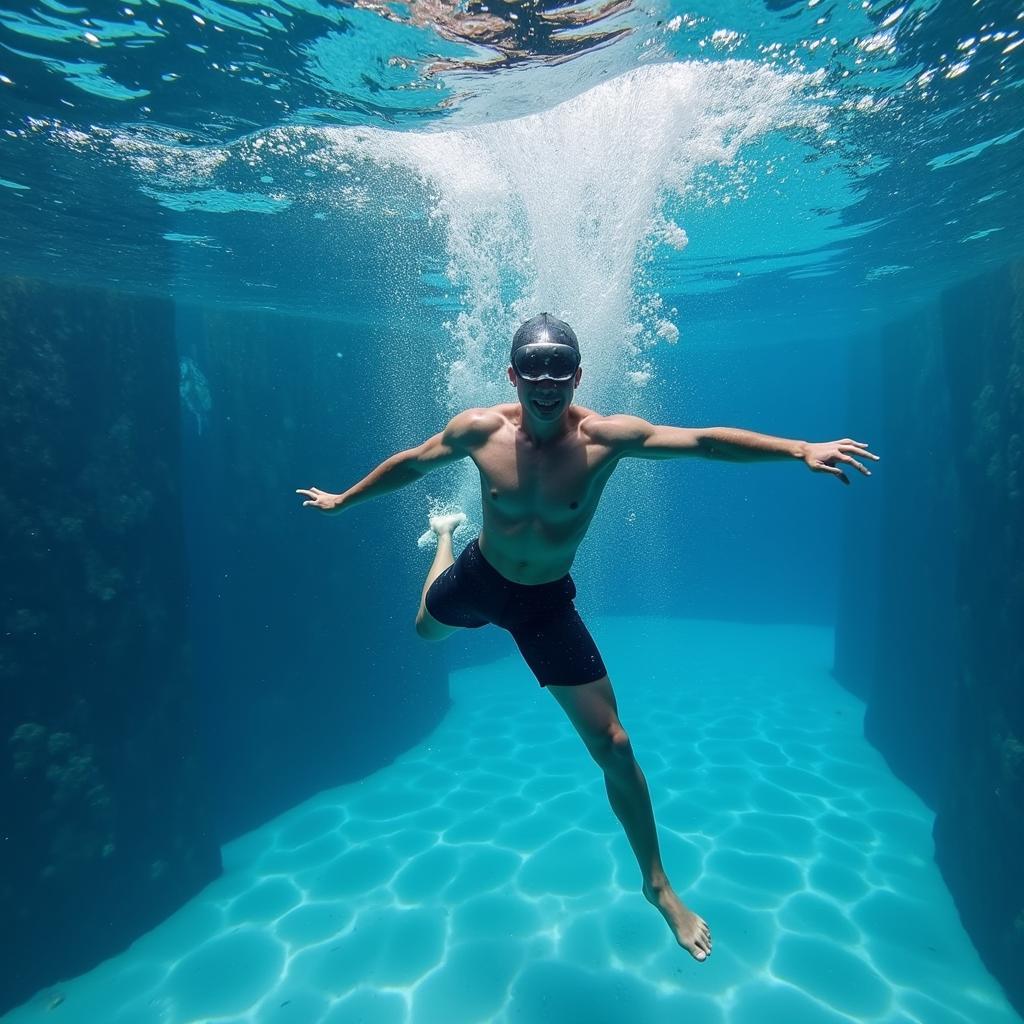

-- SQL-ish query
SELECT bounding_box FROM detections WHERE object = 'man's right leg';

[415,514,466,641]
[547,674,712,962]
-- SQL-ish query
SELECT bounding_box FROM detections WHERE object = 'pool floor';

[5,617,1020,1024]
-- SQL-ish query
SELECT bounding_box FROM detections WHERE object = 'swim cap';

[510,313,580,361]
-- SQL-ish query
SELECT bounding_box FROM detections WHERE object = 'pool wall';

[0,278,221,1014]
[834,258,1024,1016]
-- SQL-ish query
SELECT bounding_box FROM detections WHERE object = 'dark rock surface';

[0,278,221,1014]
[835,260,1024,1015]
[0,278,453,1013]
[934,262,1024,1008]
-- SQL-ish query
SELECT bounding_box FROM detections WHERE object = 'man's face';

[507,363,583,420]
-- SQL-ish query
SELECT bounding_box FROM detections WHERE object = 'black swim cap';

[510,313,579,361]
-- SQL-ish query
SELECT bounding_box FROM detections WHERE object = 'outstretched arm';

[296,408,496,514]
[592,416,879,485]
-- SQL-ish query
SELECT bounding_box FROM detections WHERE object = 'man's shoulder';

[578,410,653,446]
[445,405,511,441]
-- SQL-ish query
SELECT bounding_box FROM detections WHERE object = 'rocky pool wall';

[0,278,221,1013]
[834,259,1024,1015]
[0,281,452,1013]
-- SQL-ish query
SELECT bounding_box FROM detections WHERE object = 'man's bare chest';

[472,437,615,522]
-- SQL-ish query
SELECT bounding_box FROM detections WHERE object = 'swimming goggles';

[512,343,580,382]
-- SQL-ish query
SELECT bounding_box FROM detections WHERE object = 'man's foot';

[429,511,467,537]
[643,882,712,962]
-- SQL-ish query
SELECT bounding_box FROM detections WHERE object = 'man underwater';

[296,312,879,962]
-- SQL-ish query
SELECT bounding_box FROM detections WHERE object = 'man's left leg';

[547,675,713,962]
[414,513,466,641]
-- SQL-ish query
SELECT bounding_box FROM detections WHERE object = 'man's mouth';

[532,396,559,410]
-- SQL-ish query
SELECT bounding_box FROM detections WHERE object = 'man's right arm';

[296,408,497,514]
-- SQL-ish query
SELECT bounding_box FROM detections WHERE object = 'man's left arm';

[593,416,879,485]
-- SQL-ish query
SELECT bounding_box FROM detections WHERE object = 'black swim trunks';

[424,537,607,688]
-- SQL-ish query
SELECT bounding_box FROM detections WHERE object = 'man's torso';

[466,403,622,584]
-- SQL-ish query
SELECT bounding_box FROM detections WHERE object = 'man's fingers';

[296,488,330,506]
[842,444,880,461]
[816,463,850,485]
[838,454,870,476]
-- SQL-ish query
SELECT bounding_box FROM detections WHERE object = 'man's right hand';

[296,486,344,514]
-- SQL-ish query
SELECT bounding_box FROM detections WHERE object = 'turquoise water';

[5,619,1019,1024]
[2,0,1022,334]
[2,0,1022,1017]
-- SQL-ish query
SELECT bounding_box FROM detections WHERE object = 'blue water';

[2,0,1022,1019]
[6,618,1019,1024]
[1,0,1021,331]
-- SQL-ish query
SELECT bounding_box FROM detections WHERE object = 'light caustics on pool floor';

[5,619,1020,1024]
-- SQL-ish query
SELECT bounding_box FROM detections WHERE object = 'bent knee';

[591,724,633,766]
[415,611,451,642]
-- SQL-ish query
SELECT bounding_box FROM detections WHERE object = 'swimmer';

[297,312,879,962]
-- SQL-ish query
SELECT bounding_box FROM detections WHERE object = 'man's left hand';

[803,439,879,485]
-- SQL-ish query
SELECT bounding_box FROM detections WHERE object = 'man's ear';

[575,365,583,387]
[508,365,517,386]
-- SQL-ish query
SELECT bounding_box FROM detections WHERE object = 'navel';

[490,488,499,500]
[570,500,579,510]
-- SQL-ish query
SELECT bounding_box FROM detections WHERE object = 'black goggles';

[512,343,580,382]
